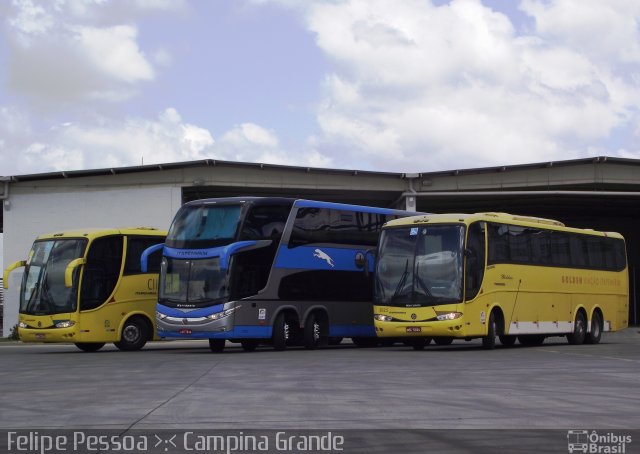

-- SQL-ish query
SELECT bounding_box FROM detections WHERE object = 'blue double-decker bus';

[143,197,415,352]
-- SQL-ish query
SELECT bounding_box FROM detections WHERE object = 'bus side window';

[289,208,383,248]
[465,222,485,301]
[240,205,289,240]
[80,236,123,311]
[124,236,164,275]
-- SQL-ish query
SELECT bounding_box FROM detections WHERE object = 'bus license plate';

[35,333,46,339]
[406,327,422,333]
[179,329,192,335]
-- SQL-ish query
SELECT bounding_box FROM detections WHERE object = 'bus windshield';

[166,204,242,248]
[20,239,87,315]
[159,257,230,307]
[374,225,464,307]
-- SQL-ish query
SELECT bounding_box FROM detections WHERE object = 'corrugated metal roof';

[4,155,639,183]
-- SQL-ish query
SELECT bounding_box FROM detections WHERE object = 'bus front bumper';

[374,317,466,338]
[18,326,79,343]
[156,304,272,339]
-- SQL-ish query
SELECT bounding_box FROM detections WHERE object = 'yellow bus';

[373,213,628,349]
[3,227,167,352]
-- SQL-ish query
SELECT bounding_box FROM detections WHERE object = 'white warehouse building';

[2,156,640,334]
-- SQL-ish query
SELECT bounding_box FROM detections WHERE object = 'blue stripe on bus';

[293,199,412,215]
[157,325,272,339]
[157,324,375,340]
[157,303,225,318]
[274,245,374,271]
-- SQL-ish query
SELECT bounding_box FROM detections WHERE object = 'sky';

[1,0,640,176]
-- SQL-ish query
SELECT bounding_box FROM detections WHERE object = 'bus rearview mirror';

[3,260,26,290]
[64,258,87,288]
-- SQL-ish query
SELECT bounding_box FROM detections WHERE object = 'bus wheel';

[411,337,432,350]
[585,311,603,345]
[114,318,149,351]
[304,312,328,350]
[272,312,290,351]
[499,335,517,347]
[209,339,226,353]
[567,311,587,345]
[433,336,454,346]
[74,342,105,352]
[241,340,259,352]
[481,311,498,350]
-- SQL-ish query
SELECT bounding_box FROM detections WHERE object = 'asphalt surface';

[0,331,639,453]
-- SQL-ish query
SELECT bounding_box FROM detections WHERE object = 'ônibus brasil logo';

[567,430,632,453]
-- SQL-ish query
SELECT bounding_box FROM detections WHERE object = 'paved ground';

[0,330,638,452]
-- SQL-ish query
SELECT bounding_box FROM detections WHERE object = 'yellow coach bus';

[3,227,166,352]
[373,213,628,349]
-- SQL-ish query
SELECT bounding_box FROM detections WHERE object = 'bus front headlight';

[54,320,75,329]
[206,306,240,321]
[156,312,168,320]
[374,314,393,322]
[18,322,28,329]
[436,312,462,321]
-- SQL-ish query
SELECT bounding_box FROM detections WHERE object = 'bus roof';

[183,196,296,207]
[383,212,624,239]
[183,196,416,215]
[34,227,167,241]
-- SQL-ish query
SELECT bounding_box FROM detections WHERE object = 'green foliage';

[8,324,20,341]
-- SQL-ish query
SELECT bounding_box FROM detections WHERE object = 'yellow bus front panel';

[18,312,81,343]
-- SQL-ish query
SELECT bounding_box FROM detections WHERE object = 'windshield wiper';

[414,261,433,298]
[391,259,410,302]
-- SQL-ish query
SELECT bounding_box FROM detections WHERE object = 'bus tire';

[567,311,587,345]
[75,342,105,352]
[433,336,454,346]
[481,311,498,350]
[499,335,517,347]
[209,339,226,353]
[585,311,603,345]
[304,312,328,350]
[241,340,259,352]
[272,312,290,351]
[411,337,432,350]
[114,317,149,351]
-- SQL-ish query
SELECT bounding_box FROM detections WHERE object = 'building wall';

[2,185,181,335]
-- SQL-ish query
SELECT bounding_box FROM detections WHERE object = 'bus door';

[77,236,124,342]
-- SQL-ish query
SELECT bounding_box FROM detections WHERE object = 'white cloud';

[4,0,180,105]
[0,107,333,175]
[258,0,640,171]
[220,123,279,149]
[75,25,154,84]
[216,123,333,167]
[0,107,212,174]
[521,0,640,64]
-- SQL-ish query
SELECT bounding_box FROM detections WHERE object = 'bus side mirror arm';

[3,260,26,289]
[358,249,377,279]
[141,243,165,273]
[64,258,86,288]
